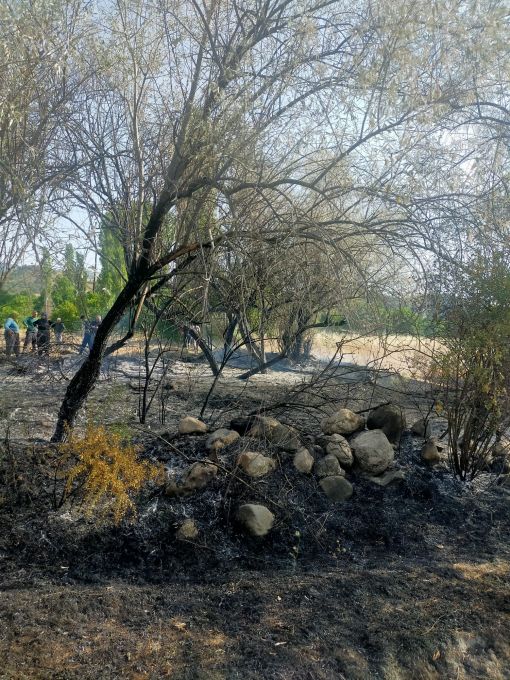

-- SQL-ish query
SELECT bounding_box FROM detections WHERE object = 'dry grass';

[310,330,443,378]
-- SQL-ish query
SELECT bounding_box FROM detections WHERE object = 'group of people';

[3,312,102,358]
[4,312,65,358]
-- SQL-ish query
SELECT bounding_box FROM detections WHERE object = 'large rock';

[317,434,353,467]
[237,451,276,477]
[178,416,208,435]
[237,504,275,536]
[293,448,314,474]
[321,409,364,436]
[367,404,406,443]
[206,428,240,453]
[315,454,344,478]
[247,415,301,452]
[421,439,441,465]
[183,462,218,490]
[351,429,394,474]
[319,476,353,502]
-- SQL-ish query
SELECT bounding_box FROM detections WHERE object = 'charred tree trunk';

[52,276,144,441]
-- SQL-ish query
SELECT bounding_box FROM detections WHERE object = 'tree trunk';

[237,350,288,380]
[51,277,143,441]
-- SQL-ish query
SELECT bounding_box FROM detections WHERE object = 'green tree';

[96,217,127,304]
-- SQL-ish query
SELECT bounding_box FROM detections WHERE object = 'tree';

[51,0,509,440]
[0,0,88,289]
[432,253,510,480]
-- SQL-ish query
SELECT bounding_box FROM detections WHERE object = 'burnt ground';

[0,348,509,679]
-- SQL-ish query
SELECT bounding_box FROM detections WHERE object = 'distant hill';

[3,265,42,295]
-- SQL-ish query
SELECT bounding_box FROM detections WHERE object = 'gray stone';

[421,439,440,465]
[178,416,207,435]
[315,454,344,478]
[351,429,394,474]
[318,434,353,467]
[176,518,199,540]
[237,504,275,536]
[321,409,364,436]
[247,416,301,452]
[206,428,240,452]
[237,451,276,477]
[411,418,432,438]
[366,469,406,487]
[319,476,353,502]
[183,462,218,490]
[367,404,406,443]
[293,448,314,474]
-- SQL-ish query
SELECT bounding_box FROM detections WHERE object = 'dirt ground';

[0,345,509,679]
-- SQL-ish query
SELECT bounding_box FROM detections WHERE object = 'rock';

[493,437,510,459]
[183,462,218,490]
[315,454,344,478]
[206,428,240,453]
[247,415,301,452]
[367,404,406,443]
[237,451,276,477]
[293,447,314,474]
[497,474,510,488]
[230,416,256,436]
[164,480,180,497]
[176,518,199,540]
[237,504,275,536]
[351,429,394,474]
[321,409,364,436]
[317,434,353,467]
[319,476,353,502]
[490,438,510,473]
[366,469,406,487]
[411,418,432,438]
[421,439,441,465]
[178,416,207,435]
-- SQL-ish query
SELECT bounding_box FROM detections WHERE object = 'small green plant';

[54,425,163,523]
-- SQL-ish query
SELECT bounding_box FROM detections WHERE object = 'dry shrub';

[55,425,162,523]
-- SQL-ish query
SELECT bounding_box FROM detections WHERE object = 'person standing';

[4,315,20,357]
[90,315,102,347]
[23,311,38,352]
[53,318,65,344]
[34,313,52,356]
[79,315,92,354]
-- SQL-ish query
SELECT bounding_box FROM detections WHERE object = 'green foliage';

[0,291,37,320]
[39,248,54,310]
[52,300,80,328]
[96,215,128,304]
[84,290,110,317]
[52,274,76,308]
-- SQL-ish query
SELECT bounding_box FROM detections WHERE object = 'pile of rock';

[170,406,409,537]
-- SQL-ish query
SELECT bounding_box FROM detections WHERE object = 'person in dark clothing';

[34,313,52,356]
[79,315,92,354]
[90,315,102,347]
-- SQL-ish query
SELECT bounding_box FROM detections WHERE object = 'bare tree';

[50,0,509,439]
[0,0,89,288]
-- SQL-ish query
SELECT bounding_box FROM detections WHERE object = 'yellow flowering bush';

[55,425,162,523]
